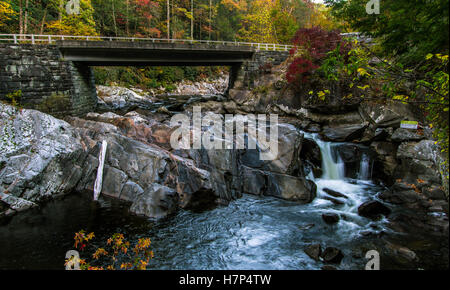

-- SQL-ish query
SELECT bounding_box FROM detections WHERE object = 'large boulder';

[394,140,441,184]
[240,123,304,175]
[391,128,425,142]
[359,102,417,128]
[69,117,222,210]
[321,124,367,142]
[0,104,87,212]
[358,200,391,219]
[241,166,317,203]
[130,183,178,219]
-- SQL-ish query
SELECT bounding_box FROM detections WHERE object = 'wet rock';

[300,138,322,178]
[321,247,344,264]
[322,196,345,205]
[267,173,317,203]
[304,244,322,261]
[321,124,367,142]
[322,213,340,224]
[323,188,348,199]
[391,128,425,142]
[358,200,391,219]
[423,187,447,201]
[385,242,418,263]
[130,183,178,219]
[373,127,393,141]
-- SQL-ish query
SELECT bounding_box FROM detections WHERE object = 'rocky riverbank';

[0,59,448,269]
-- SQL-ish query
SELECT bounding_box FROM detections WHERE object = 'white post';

[13,34,17,44]
[31,35,35,44]
[48,35,52,44]
[93,140,108,201]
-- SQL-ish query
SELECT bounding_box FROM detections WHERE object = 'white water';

[302,131,387,236]
[358,153,371,180]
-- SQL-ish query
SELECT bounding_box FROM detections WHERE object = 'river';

[1,129,446,270]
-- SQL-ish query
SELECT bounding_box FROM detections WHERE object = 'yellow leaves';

[316,90,331,101]
[393,95,409,104]
[357,68,371,77]
[308,91,314,95]
[357,85,370,90]
[343,93,353,99]
[0,1,16,27]
[93,248,108,260]
[426,53,449,63]
[71,231,154,270]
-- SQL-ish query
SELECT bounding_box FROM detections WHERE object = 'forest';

[0,0,339,42]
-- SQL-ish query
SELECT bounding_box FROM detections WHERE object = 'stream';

[0,95,447,270]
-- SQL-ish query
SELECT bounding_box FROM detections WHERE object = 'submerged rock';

[322,213,340,224]
[321,247,344,264]
[305,244,322,261]
[323,188,348,199]
[358,200,391,219]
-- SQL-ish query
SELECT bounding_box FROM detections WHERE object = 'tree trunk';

[19,0,23,35]
[126,0,129,36]
[24,0,29,34]
[40,8,47,35]
[209,0,212,40]
[112,0,118,36]
[167,0,170,40]
[190,0,194,39]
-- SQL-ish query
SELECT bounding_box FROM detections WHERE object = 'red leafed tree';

[135,0,161,38]
[287,27,350,84]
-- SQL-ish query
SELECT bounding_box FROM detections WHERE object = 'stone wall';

[0,44,97,116]
[228,50,290,91]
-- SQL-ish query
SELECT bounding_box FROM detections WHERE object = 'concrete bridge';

[0,34,292,116]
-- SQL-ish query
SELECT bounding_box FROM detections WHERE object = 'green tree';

[325,0,449,64]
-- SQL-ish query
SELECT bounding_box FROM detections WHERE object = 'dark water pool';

[0,190,447,270]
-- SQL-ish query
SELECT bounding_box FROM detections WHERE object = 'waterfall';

[358,153,371,180]
[311,136,345,180]
[93,140,108,201]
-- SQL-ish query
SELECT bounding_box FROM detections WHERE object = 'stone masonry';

[0,44,97,116]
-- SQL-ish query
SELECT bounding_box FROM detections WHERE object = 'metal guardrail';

[0,34,295,52]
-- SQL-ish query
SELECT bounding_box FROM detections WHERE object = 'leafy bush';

[37,93,71,114]
[286,27,350,85]
[65,230,154,270]
[5,90,22,107]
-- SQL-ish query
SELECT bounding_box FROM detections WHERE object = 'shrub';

[37,93,71,114]
[286,27,351,85]
[65,230,154,270]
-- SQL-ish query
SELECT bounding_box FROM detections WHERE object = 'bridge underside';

[57,41,255,66]
[1,42,289,116]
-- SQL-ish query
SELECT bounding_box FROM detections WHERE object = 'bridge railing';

[0,34,294,52]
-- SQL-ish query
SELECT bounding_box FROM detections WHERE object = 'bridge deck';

[57,40,256,66]
[0,34,294,66]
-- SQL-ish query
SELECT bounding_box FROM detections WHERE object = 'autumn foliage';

[286,27,350,84]
[66,230,154,270]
